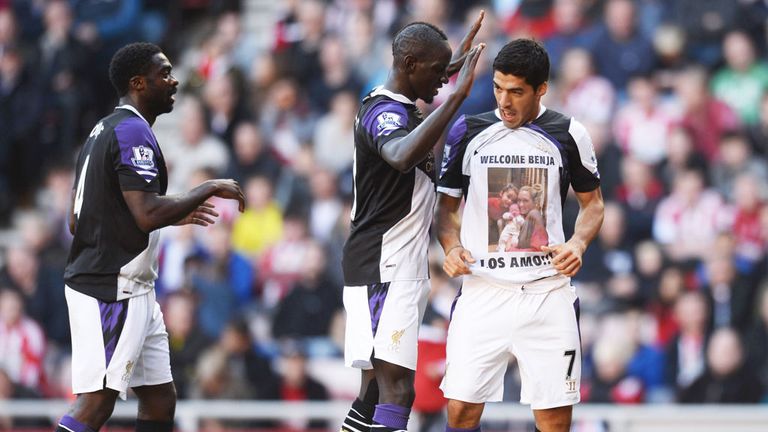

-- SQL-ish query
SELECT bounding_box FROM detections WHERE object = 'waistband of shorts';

[465,273,570,294]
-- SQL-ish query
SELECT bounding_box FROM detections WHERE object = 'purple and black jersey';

[65,106,168,302]
[342,87,436,285]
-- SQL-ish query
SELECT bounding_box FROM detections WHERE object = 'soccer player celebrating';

[56,43,245,432]
[437,39,605,432]
[340,13,486,432]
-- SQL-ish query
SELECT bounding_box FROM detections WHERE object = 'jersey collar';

[115,104,150,125]
[370,86,415,105]
[493,104,547,123]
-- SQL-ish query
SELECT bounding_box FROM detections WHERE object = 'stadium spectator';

[275,339,330,430]
[613,75,679,165]
[586,0,656,91]
[313,90,357,173]
[746,283,768,401]
[711,30,768,125]
[163,290,212,399]
[163,95,230,194]
[709,132,768,200]
[653,168,727,265]
[232,175,284,257]
[679,327,763,403]
[549,47,615,126]
[664,291,710,396]
[0,288,46,390]
[674,66,741,162]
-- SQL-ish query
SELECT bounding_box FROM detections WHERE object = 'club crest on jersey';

[376,112,403,134]
[131,146,155,169]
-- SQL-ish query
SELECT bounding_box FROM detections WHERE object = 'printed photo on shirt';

[487,167,548,252]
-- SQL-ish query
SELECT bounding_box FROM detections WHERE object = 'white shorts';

[65,286,172,400]
[343,280,431,370]
[440,275,581,410]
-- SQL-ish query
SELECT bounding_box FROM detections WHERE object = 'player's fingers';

[191,218,209,227]
[562,261,580,276]
[196,214,216,225]
[462,10,484,44]
[554,253,574,269]
[198,206,219,217]
[560,256,580,273]
[238,196,245,212]
[200,201,215,209]
[462,250,476,264]
[443,262,458,277]
[474,10,485,30]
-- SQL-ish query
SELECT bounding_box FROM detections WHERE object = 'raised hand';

[453,43,486,99]
[447,10,485,76]
[176,201,218,226]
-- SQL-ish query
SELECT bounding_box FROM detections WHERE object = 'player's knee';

[71,392,118,428]
[447,399,483,428]
[136,383,177,420]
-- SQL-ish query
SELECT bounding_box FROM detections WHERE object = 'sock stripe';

[58,425,75,432]
[346,416,372,428]
[342,424,366,432]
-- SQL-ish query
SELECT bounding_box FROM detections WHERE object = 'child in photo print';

[487,167,548,252]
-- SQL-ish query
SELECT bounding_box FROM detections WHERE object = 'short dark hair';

[392,22,448,66]
[493,39,550,90]
[109,42,162,96]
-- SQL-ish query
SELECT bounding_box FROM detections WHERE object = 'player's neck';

[118,96,157,126]
[384,74,416,102]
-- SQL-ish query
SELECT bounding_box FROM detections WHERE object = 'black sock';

[135,419,174,432]
[342,398,375,432]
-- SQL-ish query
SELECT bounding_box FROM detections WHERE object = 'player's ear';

[536,81,548,97]
[129,75,145,92]
[403,54,417,73]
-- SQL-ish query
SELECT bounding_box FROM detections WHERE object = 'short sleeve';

[567,118,600,193]
[360,100,410,154]
[437,115,469,198]
[113,117,162,192]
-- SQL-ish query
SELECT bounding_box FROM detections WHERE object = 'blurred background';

[1,0,768,430]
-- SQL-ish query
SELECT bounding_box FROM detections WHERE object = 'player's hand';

[443,245,476,277]
[541,242,584,277]
[211,179,246,212]
[176,201,218,226]
[453,43,485,99]
[447,10,484,76]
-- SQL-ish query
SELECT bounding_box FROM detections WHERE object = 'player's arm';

[542,187,604,277]
[446,10,484,77]
[122,179,244,233]
[380,44,485,172]
[437,193,475,277]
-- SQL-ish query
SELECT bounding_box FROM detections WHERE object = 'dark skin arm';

[541,187,604,277]
[122,179,245,233]
[381,44,485,172]
[437,193,476,277]
[446,10,485,77]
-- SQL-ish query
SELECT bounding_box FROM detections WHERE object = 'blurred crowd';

[1,0,768,429]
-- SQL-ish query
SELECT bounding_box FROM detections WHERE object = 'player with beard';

[340,14,486,432]
[55,42,245,432]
